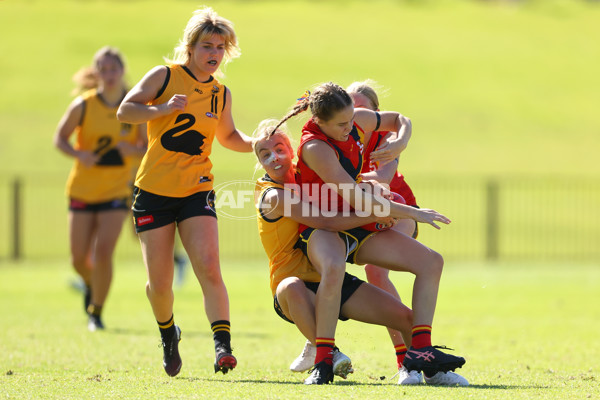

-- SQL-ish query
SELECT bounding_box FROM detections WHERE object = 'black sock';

[84,285,91,313]
[211,320,231,351]
[158,315,176,343]
[87,304,102,317]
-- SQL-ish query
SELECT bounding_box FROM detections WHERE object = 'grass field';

[1,1,599,398]
[1,259,598,399]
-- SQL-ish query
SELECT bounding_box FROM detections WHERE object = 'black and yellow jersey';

[135,64,226,197]
[255,175,321,296]
[66,88,141,202]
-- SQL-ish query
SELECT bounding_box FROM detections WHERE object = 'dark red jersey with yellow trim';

[296,118,365,211]
[296,118,372,232]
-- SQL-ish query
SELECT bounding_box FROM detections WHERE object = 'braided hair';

[268,82,353,138]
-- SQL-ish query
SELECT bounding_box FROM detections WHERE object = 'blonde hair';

[252,119,293,157]
[346,79,382,111]
[165,6,240,76]
[71,46,126,95]
[252,119,295,174]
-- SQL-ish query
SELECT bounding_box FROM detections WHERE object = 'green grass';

[1,2,599,396]
[1,259,598,399]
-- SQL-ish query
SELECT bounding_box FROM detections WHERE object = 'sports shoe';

[425,370,469,386]
[87,314,104,332]
[162,325,182,377]
[290,340,316,372]
[214,344,237,374]
[403,345,465,376]
[304,361,334,385]
[393,366,422,385]
[332,348,353,379]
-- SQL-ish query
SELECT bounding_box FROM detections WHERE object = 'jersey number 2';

[94,136,124,166]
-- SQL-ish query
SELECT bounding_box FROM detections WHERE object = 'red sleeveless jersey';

[296,119,364,214]
[296,118,392,233]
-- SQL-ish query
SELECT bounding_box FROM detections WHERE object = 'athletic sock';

[87,304,102,317]
[157,314,176,343]
[315,337,335,366]
[395,343,408,369]
[411,325,432,349]
[211,320,231,351]
[83,285,92,312]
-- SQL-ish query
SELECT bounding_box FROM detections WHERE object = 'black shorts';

[273,272,365,323]
[131,187,217,233]
[69,198,129,212]
[296,227,377,264]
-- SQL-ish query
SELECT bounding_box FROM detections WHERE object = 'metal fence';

[1,172,599,263]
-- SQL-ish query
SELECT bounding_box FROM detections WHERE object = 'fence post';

[12,177,22,260]
[486,179,499,260]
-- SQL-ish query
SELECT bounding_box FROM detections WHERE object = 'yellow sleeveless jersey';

[255,175,321,296]
[135,65,226,197]
[66,89,141,202]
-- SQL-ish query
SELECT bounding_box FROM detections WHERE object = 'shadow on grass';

[177,376,399,387]
[175,376,552,389]
[459,384,551,390]
[333,382,550,389]
[103,327,155,336]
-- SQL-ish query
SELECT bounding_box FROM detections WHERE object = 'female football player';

[54,46,147,332]
[268,82,466,384]
[117,7,252,377]
[253,120,412,384]
[289,79,424,383]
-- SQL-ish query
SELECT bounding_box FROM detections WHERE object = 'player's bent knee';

[278,277,306,294]
[191,259,223,282]
[189,252,220,270]
[282,287,309,309]
[395,305,413,323]
[429,250,444,275]
[146,280,172,297]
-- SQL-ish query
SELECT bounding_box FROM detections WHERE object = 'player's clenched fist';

[165,94,188,112]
